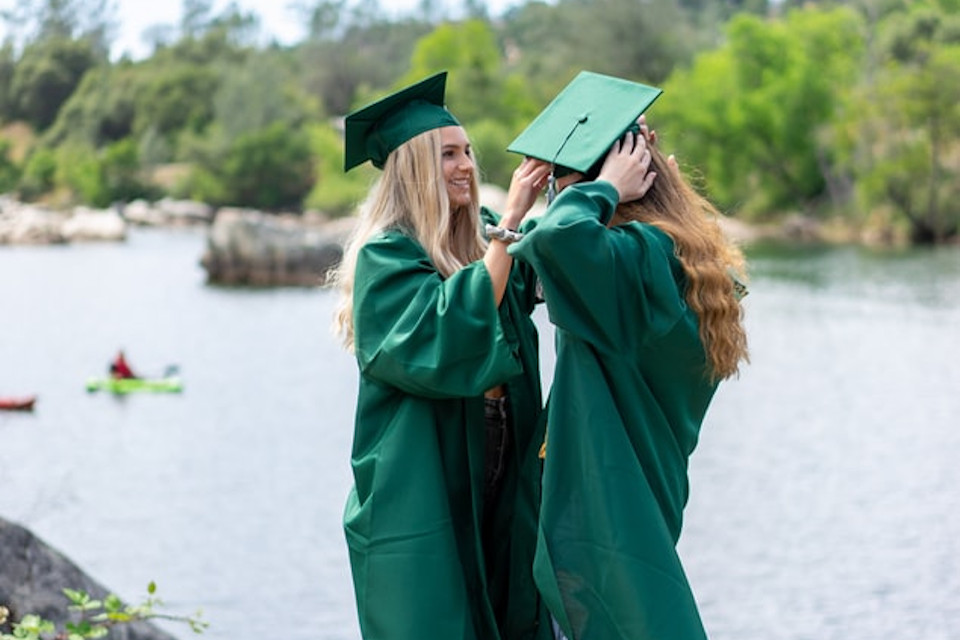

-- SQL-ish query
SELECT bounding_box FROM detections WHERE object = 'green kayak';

[85,376,183,394]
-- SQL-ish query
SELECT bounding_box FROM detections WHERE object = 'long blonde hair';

[331,127,485,350]
[612,145,749,380]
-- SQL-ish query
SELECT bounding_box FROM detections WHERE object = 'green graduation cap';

[343,71,461,172]
[508,71,663,179]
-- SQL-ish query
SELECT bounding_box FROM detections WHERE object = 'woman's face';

[440,126,475,209]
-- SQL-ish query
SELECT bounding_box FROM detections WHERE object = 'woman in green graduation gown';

[506,72,750,640]
[331,72,555,640]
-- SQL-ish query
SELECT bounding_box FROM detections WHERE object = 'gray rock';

[201,208,347,286]
[152,198,214,226]
[120,199,213,227]
[120,199,169,227]
[0,517,178,640]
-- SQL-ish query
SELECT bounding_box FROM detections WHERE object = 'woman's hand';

[484,157,551,306]
[501,157,552,229]
[596,131,656,204]
[638,114,657,146]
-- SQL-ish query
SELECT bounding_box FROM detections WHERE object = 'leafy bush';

[0,139,19,192]
[304,123,373,217]
[468,118,518,190]
[171,165,228,205]
[219,122,315,211]
[0,582,206,640]
[9,38,99,131]
[17,147,57,201]
[54,143,107,207]
[101,138,156,203]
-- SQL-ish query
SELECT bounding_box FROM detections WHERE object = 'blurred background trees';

[0,0,957,244]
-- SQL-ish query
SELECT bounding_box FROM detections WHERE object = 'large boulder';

[201,208,350,286]
[0,517,178,640]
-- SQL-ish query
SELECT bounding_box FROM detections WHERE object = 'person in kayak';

[109,350,137,379]
[506,71,750,640]
[330,71,553,640]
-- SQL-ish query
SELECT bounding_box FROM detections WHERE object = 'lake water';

[1,229,958,640]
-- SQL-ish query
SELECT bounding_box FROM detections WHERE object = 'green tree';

[172,48,319,210]
[181,0,215,38]
[101,137,154,203]
[500,0,696,90]
[9,37,99,130]
[41,63,141,147]
[213,51,315,139]
[403,20,503,123]
[305,121,374,216]
[297,2,430,116]
[401,19,541,186]
[831,3,960,243]
[0,42,17,122]
[132,63,219,140]
[17,145,56,200]
[658,6,865,217]
[0,0,116,57]
[53,140,106,205]
[0,139,20,191]
[498,1,582,105]
[219,122,315,210]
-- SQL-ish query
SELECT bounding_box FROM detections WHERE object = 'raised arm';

[354,234,523,398]
[483,158,552,305]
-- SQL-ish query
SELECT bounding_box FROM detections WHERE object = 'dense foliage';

[0,0,957,243]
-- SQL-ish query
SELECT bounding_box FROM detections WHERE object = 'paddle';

[135,364,180,379]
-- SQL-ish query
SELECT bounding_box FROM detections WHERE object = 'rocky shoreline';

[0,195,215,244]
[1,187,853,288]
[0,517,178,640]
[0,194,349,287]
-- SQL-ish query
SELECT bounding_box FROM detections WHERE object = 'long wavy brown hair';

[611,144,749,380]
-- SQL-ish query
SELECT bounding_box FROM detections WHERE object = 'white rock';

[62,208,126,242]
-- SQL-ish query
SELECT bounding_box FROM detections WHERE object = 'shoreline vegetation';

[3,185,952,290]
[0,517,183,640]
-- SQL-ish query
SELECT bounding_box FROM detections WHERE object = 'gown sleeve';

[353,230,523,399]
[508,181,686,353]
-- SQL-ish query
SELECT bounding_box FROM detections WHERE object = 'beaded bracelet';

[485,224,525,244]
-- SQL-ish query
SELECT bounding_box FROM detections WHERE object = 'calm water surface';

[1,230,958,640]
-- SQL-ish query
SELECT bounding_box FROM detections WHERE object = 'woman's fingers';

[504,158,553,224]
[638,114,657,145]
[638,171,656,197]
[597,129,658,203]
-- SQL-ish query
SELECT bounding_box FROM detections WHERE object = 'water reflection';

[681,241,960,640]
[1,231,958,640]
[747,241,960,308]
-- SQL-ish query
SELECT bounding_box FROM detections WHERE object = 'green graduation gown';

[509,182,717,640]
[344,209,550,640]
